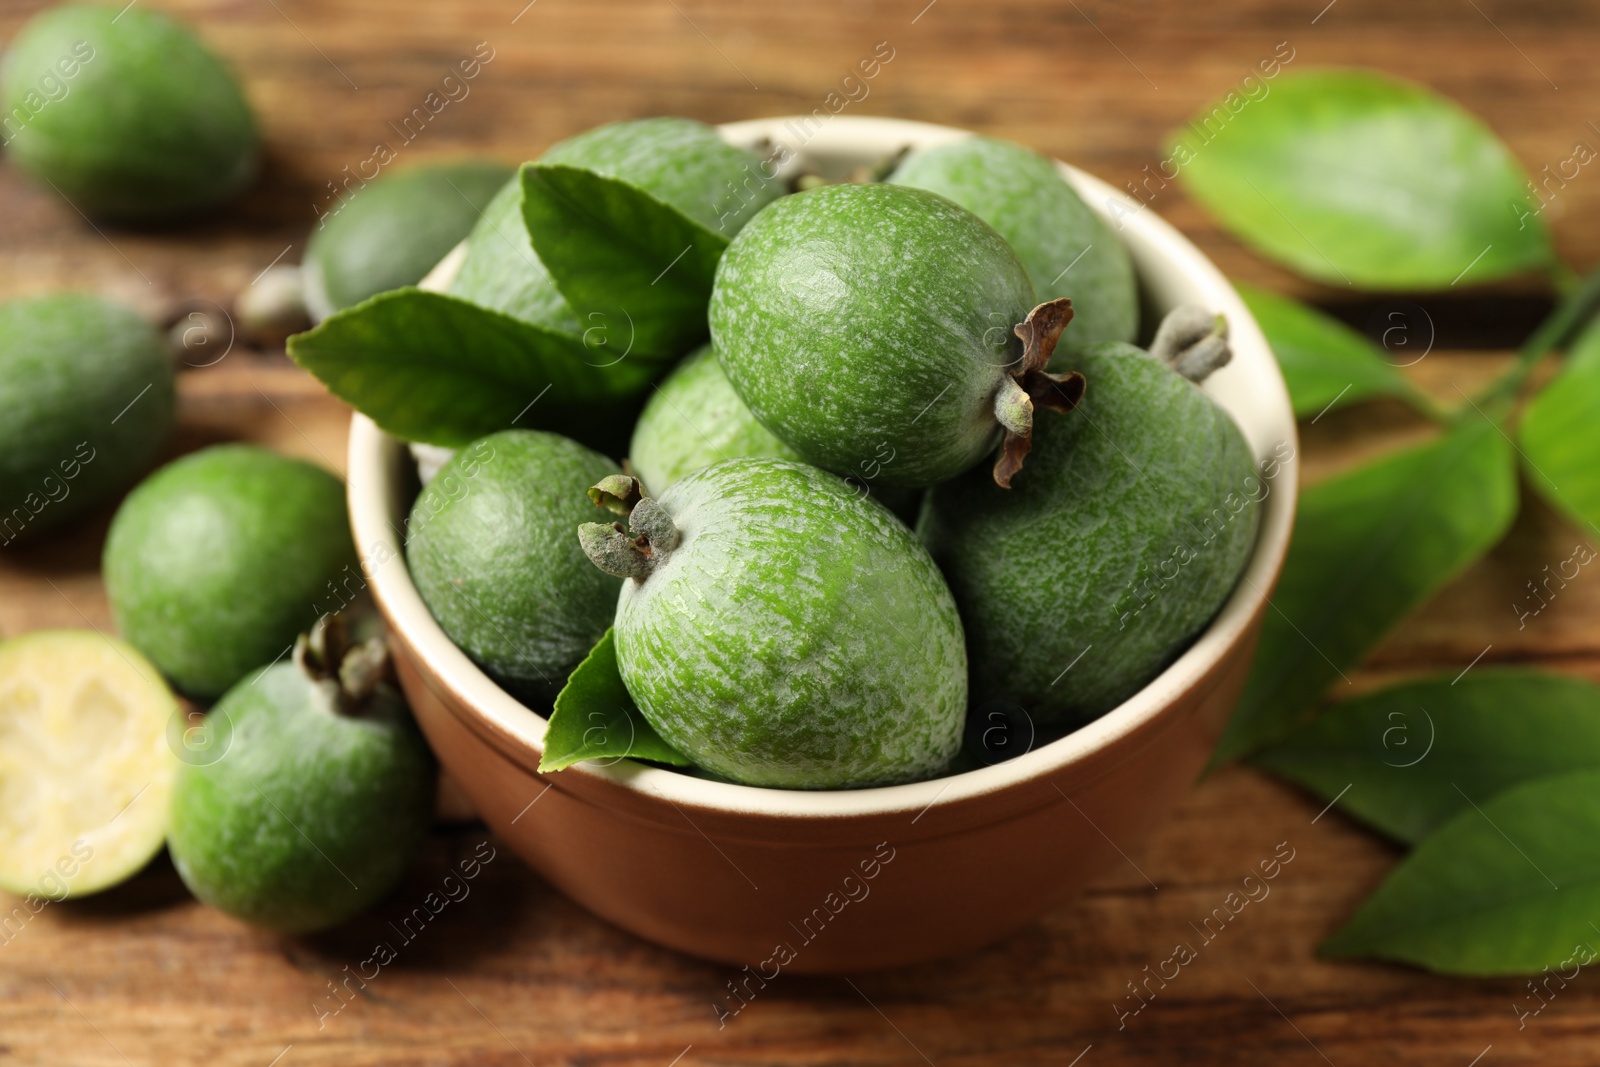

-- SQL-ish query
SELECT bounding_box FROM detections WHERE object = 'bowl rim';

[347,114,1298,822]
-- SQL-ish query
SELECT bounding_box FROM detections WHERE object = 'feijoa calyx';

[167,616,436,934]
[919,308,1261,725]
[710,183,1083,488]
[889,136,1138,354]
[579,460,967,789]
[406,430,625,705]
[1,293,175,544]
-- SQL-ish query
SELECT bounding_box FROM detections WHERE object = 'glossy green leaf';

[539,628,692,772]
[1322,770,1600,975]
[521,163,728,361]
[287,288,657,447]
[1214,418,1519,763]
[1520,316,1600,535]
[1236,282,1431,419]
[1256,671,1600,844]
[1174,69,1552,288]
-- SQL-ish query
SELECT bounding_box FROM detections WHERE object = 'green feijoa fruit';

[448,174,581,332]
[1,3,258,221]
[578,461,966,789]
[303,160,514,320]
[168,619,436,934]
[628,345,799,494]
[919,308,1259,724]
[0,293,175,545]
[710,183,1082,489]
[103,445,357,700]
[889,136,1138,353]
[406,430,623,705]
[541,116,783,236]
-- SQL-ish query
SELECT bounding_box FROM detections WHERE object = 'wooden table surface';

[4,0,1599,1063]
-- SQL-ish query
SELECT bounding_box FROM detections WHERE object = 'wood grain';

[3,0,1599,1063]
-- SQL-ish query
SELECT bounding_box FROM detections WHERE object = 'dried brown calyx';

[295,613,392,713]
[579,475,681,581]
[992,297,1086,489]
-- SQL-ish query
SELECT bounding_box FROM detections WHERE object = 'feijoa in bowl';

[346,116,1297,972]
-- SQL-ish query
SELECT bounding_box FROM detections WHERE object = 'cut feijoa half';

[0,629,179,898]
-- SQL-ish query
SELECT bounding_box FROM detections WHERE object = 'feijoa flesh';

[579,459,967,788]
[0,629,178,898]
[919,309,1260,724]
[710,183,1083,488]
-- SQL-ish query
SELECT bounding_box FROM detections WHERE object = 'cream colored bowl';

[346,115,1297,972]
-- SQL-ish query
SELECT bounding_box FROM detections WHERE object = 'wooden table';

[3,0,1598,1063]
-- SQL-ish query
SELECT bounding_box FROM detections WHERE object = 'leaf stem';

[1404,383,1452,424]
[1550,258,1582,299]
[1467,263,1600,415]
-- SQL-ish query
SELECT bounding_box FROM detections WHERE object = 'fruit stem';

[992,376,1033,439]
[1466,262,1600,413]
[1151,306,1232,383]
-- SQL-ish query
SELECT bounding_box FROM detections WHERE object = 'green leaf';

[539,628,692,772]
[287,288,657,447]
[1520,315,1600,535]
[1173,69,1552,288]
[1256,670,1600,844]
[1322,769,1600,975]
[1214,418,1518,763]
[521,163,728,361]
[1236,282,1433,420]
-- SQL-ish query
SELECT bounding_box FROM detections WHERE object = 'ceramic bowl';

[346,115,1297,973]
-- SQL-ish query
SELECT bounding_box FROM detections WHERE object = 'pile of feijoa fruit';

[0,0,1261,932]
[0,2,445,934]
[366,117,1263,791]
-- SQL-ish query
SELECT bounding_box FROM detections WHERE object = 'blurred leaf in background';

[1521,316,1600,535]
[1255,671,1600,844]
[1175,69,1554,289]
[1214,418,1519,763]
[1322,769,1600,975]
[1237,281,1437,419]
